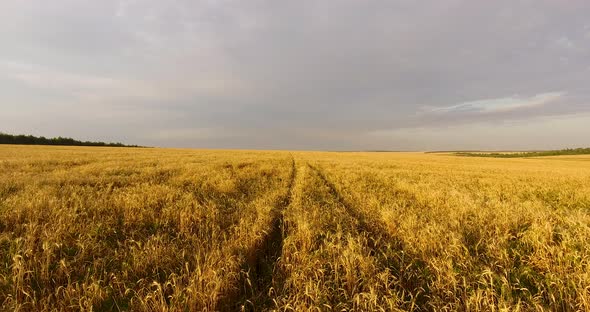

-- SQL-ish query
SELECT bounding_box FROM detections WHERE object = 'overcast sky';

[1,0,589,150]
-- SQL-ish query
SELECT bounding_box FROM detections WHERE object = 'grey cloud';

[1,0,589,150]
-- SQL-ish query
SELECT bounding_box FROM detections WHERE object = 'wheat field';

[1,145,589,311]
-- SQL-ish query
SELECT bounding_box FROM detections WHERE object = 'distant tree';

[0,132,142,147]
[457,148,590,158]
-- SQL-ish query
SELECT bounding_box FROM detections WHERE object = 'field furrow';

[267,163,405,310]
[218,156,296,311]
[306,163,431,310]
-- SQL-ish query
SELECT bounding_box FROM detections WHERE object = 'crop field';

[1,145,590,311]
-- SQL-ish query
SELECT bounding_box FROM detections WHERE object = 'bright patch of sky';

[427,92,563,114]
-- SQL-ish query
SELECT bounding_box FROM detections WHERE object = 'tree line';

[457,148,590,158]
[0,132,142,147]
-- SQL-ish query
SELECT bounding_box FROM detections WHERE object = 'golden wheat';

[1,146,589,311]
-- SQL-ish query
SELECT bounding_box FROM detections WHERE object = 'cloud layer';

[1,0,589,150]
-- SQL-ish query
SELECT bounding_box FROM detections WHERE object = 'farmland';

[1,146,590,311]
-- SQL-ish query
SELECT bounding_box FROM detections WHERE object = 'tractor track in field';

[307,163,432,309]
[307,163,393,245]
[218,156,296,311]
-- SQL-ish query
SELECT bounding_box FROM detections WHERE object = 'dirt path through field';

[307,164,430,308]
[307,164,392,246]
[219,156,297,311]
